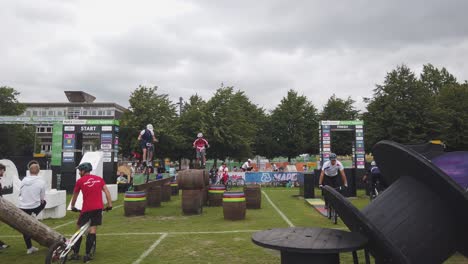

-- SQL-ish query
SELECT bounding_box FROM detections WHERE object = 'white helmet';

[248,159,252,162]
[371,161,376,166]
[146,124,154,130]
[197,132,203,138]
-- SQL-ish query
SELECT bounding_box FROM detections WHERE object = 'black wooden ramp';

[323,140,468,264]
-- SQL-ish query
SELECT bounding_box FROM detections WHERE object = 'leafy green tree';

[0,86,35,157]
[363,65,442,150]
[437,82,468,150]
[177,95,209,164]
[252,110,278,159]
[120,85,180,162]
[0,86,25,115]
[320,95,359,155]
[270,90,319,162]
[420,64,457,95]
[204,86,260,163]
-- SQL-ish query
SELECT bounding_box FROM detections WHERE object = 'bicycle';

[321,186,345,225]
[45,208,109,263]
[193,146,209,169]
[139,143,154,183]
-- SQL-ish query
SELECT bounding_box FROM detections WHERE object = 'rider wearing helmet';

[138,124,157,167]
[193,132,209,167]
[241,159,253,172]
[70,162,112,262]
[319,153,348,189]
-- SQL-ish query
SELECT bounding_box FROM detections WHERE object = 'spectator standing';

[0,163,10,250]
[18,163,47,254]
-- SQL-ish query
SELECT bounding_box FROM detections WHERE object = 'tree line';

[1,64,467,161]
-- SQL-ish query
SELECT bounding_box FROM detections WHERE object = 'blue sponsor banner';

[245,172,304,184]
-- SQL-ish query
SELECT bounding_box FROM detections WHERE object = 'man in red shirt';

[193,132,210,167]
[70,162,112,263]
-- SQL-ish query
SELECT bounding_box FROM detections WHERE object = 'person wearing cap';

[137,124,157,167]
[319,153,348,190]
[241,159,253,172]
[0,163,10,250]
[193,132,209,167]
[18,163,47,254]
[70,162,112,263]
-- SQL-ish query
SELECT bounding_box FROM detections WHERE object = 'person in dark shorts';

[70,162,112,263]
[0,163,10,250]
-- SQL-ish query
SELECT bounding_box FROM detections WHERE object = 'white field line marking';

[53,221,75,229]
[51,204,123,229]
[99,230,261,236]
[262,190,294,227]
[132,233,168,264]
[0,227,348,239]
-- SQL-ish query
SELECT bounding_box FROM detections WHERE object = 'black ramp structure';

[323,140,468,264]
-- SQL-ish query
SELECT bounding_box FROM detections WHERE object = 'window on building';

[83,110,88,116]
[48,110,54,116]
[32,110,38,116]
[41,111,46,116]
[91,110,96,116]
[46,127,52,133]
[106,110,112,116]
[98,110,103,116]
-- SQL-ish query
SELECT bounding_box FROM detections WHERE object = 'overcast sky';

[1,0,468,112]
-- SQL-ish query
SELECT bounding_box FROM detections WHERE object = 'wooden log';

[134,176,174,192]
[0,197,64,247]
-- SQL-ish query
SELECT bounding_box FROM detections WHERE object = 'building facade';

[17,91,126,154]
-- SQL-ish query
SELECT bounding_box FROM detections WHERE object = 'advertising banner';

[244,172,302,184]
[51,123,63,166]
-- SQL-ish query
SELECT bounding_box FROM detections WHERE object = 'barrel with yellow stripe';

[124,191,146,216]
[208,185,226,206]
[222,191,246,220]
[170,181,179,196]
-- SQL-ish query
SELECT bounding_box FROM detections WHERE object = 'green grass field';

[0,188,466,263]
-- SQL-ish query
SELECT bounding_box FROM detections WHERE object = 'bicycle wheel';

[226,180,233,191]
[332,208,338,224]
[237,179,245,187]
[45,240,68,264]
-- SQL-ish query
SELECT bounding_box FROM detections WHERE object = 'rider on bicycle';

[138,124,157,167]
[364,161,387,199]
[241,159,253,172]
[193,132,209,166]
[70,162,112,263]
[319,153,348,190]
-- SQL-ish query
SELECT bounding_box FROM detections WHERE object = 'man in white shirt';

[318,153,348,189]
[241,159,253,172]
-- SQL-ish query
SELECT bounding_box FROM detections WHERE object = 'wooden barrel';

[177,169,206,190]
[203,170,210,186]
[170,182,179,196]
[161,183,171,202]
[146,186,161,208]
[208,185,226,206]
[244,185,261,209]
[182,189,203,215]
[223,192,246,220]
[124,191,146,216]
[202,186,208,206]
